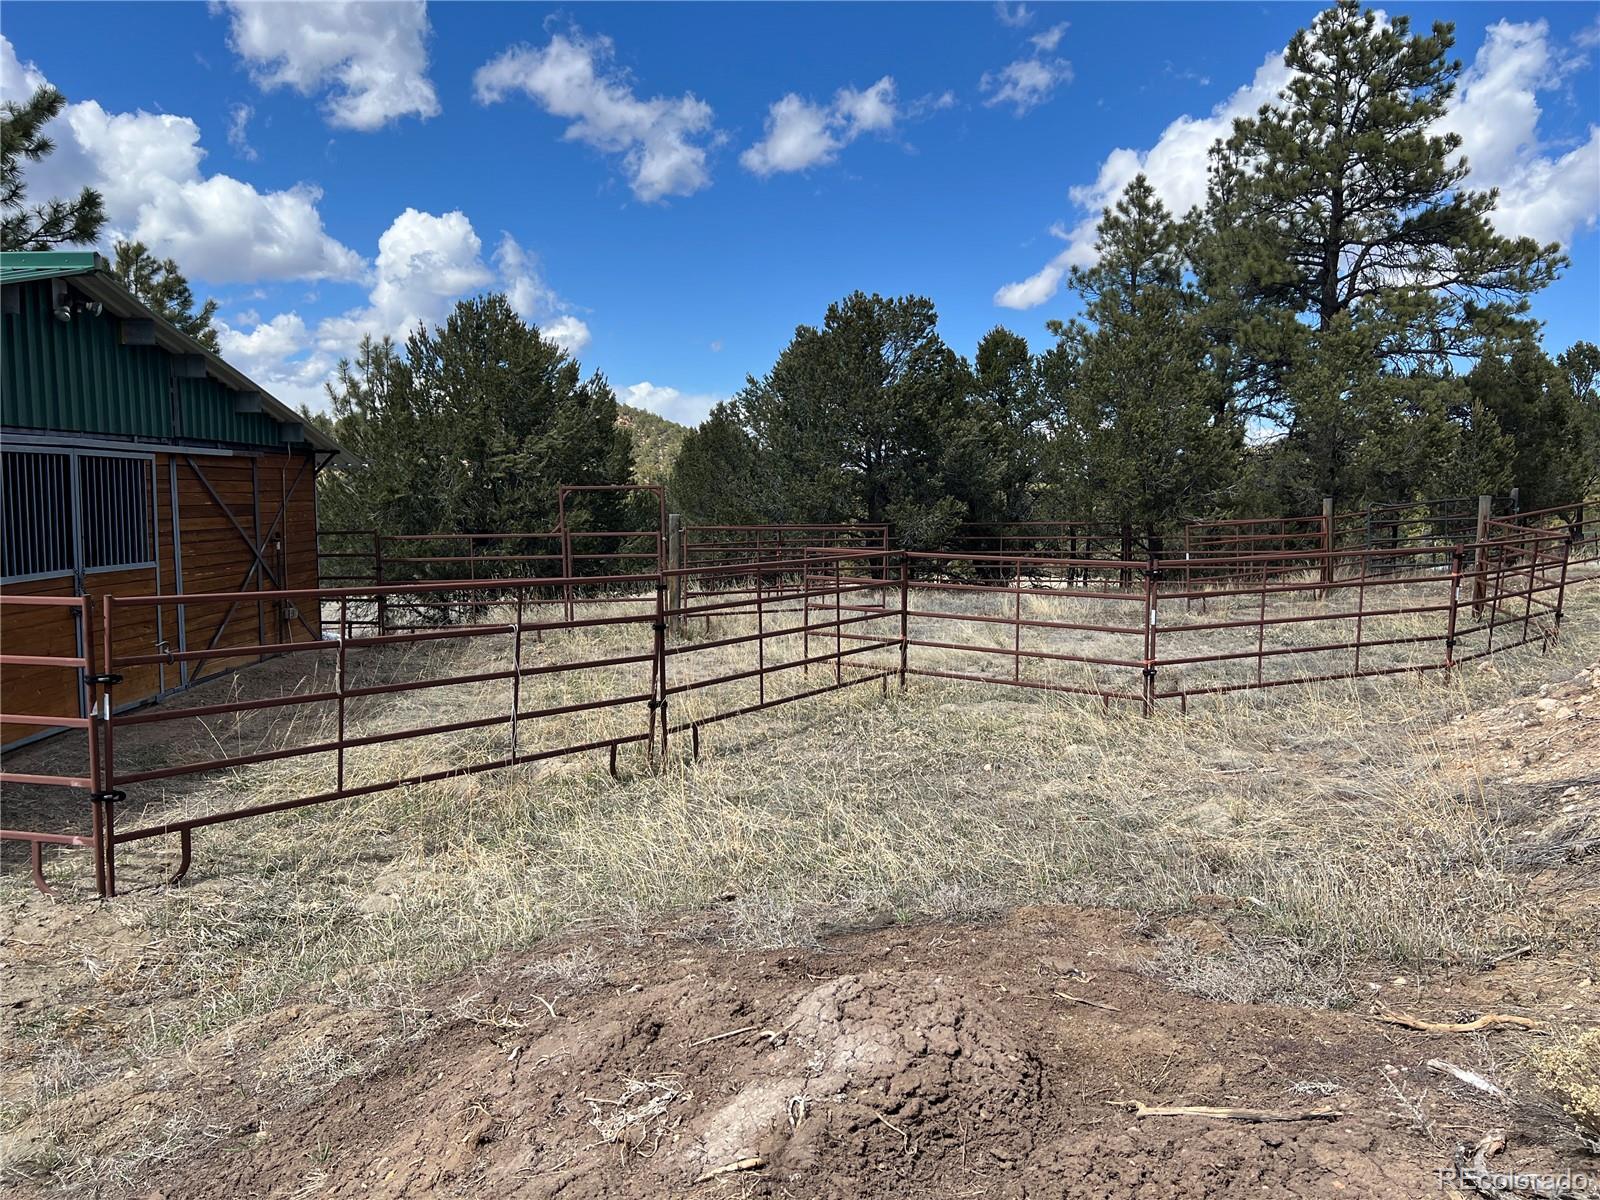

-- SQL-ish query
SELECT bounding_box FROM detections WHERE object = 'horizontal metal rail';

[1,523,1577,897]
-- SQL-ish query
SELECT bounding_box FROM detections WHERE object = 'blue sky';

[3,2,1597,425]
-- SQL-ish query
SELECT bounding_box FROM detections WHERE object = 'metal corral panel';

[1,278,282,447]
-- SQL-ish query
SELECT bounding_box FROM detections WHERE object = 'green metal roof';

[0,250,339,454]
[0,250,104,286]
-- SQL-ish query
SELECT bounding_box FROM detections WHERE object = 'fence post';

[561,523,574,624]
[652,572,669,764]
[1141,556,1158,717]
[75,595,108,898]
[95,595,121,897]
[666,513,684,637]
[373,531,387,637]
[1472,494,1490,616]
[1320,496,1334,596]
[898,555,909,691]
[1445,547,1463,673]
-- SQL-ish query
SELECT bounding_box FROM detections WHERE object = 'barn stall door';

[2,448,164,740]
[174,453,318,685]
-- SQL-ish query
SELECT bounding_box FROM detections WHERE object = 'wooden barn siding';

[2,447,323,751]
[0,573,82,749]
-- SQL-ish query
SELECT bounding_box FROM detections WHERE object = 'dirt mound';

[680,971,1042,1183]
[117,906,1594,1199]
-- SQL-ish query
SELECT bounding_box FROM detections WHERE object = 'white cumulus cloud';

[980,56,1073,116]
[993,2,1034,30]
[620,381,726,425]
[981,16,1072,117]
[1031,23,1068,54]
[494,233,591,353]
[474,27,718,203]
[995,16,1599,310]
[317,208,493,347]
[1442,19,1600,248]
[1,35,364,284]
[219,0,440,131]
[218,213,593,410]
[742,76,908,177]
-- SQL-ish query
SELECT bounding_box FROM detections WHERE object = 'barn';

[1,250,338,748]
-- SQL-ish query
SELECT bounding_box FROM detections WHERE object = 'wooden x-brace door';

[181,454,318,655]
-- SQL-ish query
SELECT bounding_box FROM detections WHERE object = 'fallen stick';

[689,1025,759,1047]
[1372,1008,1544,1034]
[1479,944,1533,970]
[1108,1100,1339,1123]
[694,1157,766,1184]
[1053,991,1121,1012]
[1426,1059,1508,1102]
[689,1022,789,1048]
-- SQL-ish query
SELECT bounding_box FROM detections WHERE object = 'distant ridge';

[616,403,690,486]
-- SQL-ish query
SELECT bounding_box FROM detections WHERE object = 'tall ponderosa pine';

[112,240,220,351]
[1047,176,1237,546]
[1208,0,1562,356]
[1198,0,1565,506]
[1,85,105,251]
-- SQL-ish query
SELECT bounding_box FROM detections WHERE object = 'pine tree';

[404,294,635,538]
[958,327,1053,534]
[1558,342,1600,498]
[1465,335,1584,510]
[319,300,639,558]
[1049,176,1238,546]
[1193,0,1566,508]
[736,291,971,537]
[112,241,220,351]
[667,403,763,523]
[1206,0,1562,359]
[1,85,104,251]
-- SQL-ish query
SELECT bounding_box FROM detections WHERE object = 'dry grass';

[0,577,1595,1188]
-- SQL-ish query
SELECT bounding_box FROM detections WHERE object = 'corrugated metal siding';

[177,375,281,445]
[2,280,280,447]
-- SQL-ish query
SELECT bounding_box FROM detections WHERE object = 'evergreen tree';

[1206,0,1561,359]
[319,298,639,557]
[1048,176,1237,546]
[403,294,635,537]
[112,240,220,351]
[320,336,438,536]
[1,85,104,251]
[1194,0,1566,508]
[735,291,972,540]
[955,327,1054,534]
[1558,341,1600,498]
[1464,334,1584,510]
[667,402,763,524]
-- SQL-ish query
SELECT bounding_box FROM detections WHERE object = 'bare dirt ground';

[1,586,1596,1197]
